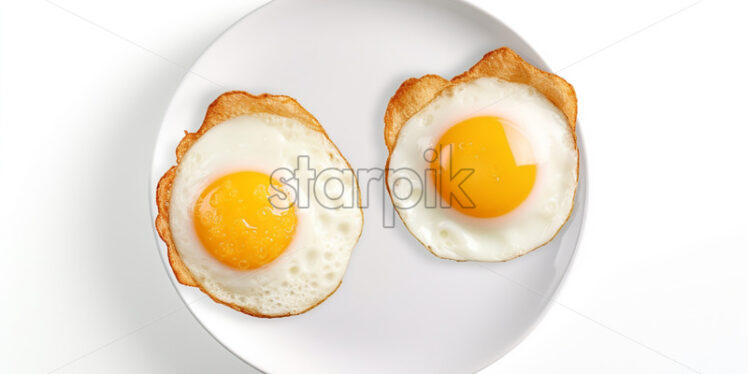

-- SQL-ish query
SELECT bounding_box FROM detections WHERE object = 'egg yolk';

[193,171,296,270]
[431,116,536,218]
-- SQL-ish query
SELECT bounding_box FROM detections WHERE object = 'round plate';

[149,0,587,372]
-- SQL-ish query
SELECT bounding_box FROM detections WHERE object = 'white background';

[0,0,746,373]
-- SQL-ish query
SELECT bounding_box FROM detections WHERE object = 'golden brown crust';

[155,166,197,286]
[175,91,325,164]
[384,47,577,151]
[383,47,579,262]
[452,48,577,131]
[156,91,362,318]
[383,75,449,152]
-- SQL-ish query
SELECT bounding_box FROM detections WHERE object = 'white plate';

[149,0,587,372]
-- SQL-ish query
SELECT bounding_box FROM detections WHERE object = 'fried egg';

[159,93,362,317]
[386,76,578,261]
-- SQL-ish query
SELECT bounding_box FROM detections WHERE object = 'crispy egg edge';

[156,91,363,318]
[383,47,579,263]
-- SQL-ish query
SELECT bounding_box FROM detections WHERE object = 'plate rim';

[147,0,588,372]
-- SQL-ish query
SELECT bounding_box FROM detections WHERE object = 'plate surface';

[150,0,586,372]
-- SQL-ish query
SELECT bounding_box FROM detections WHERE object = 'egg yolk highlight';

[432,116,536,218]
[193,171,296,270]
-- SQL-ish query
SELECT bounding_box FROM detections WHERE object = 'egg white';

[169,114,362,316]
[387,77,578,261]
